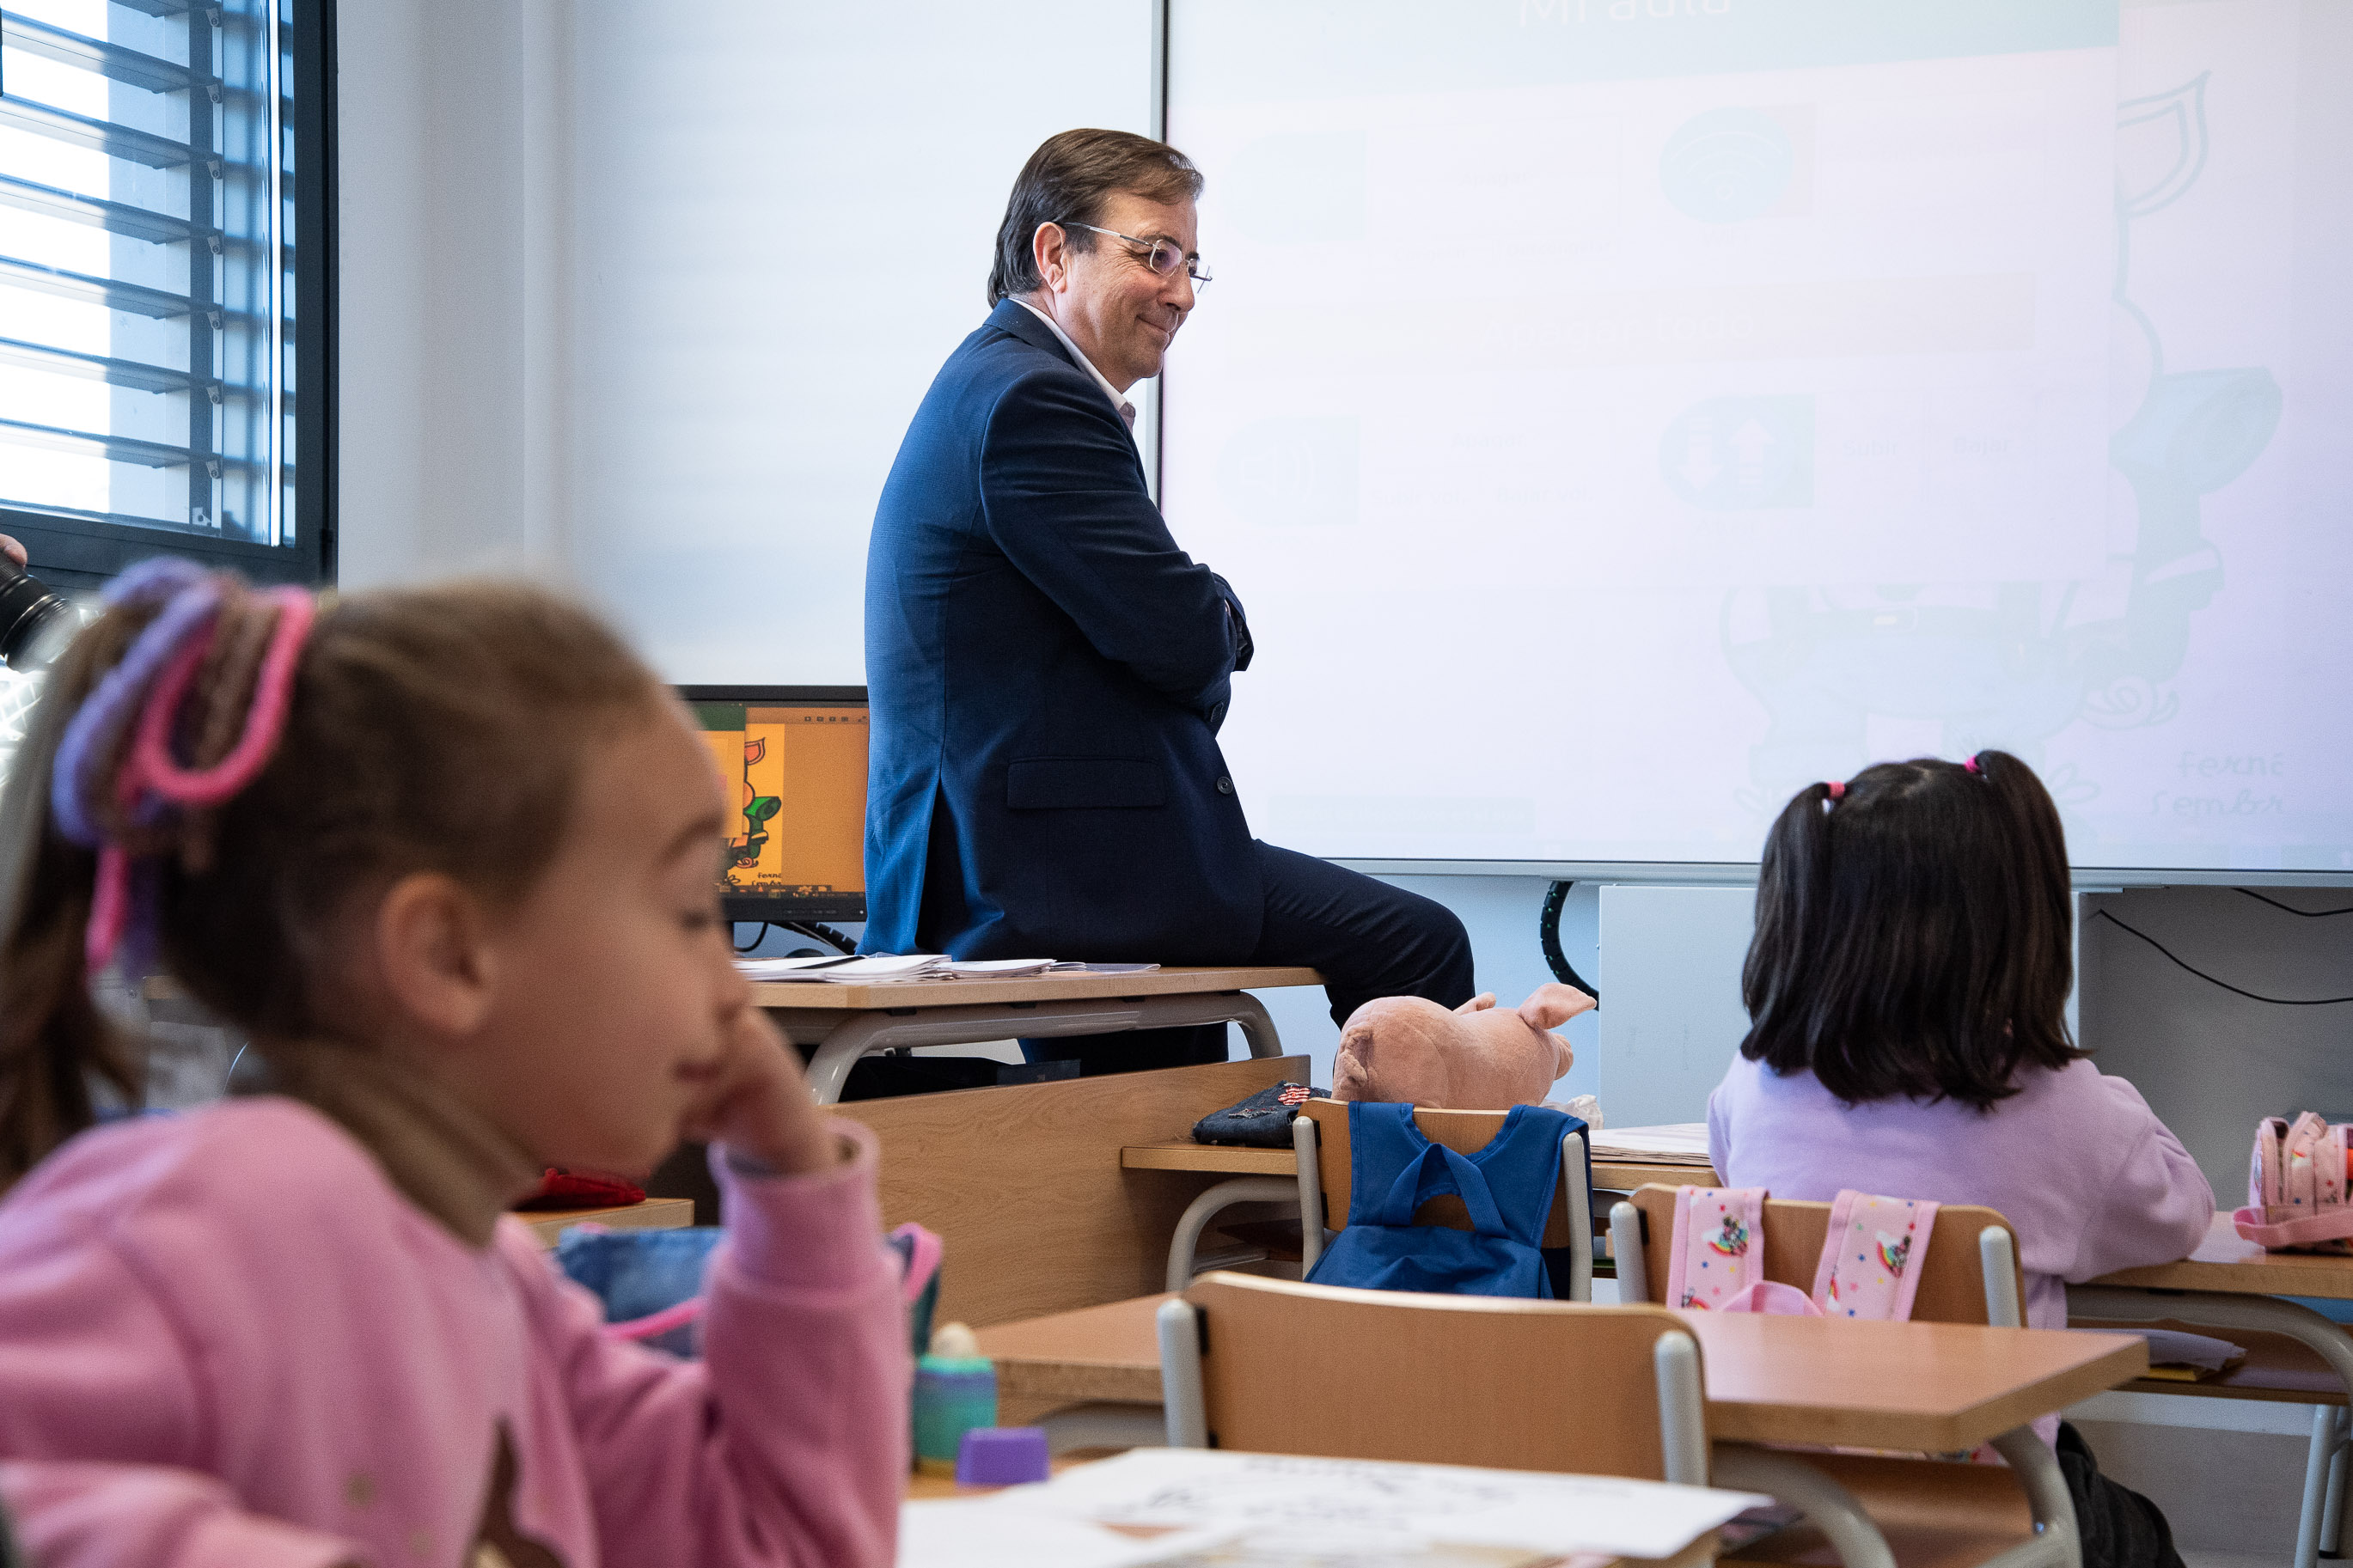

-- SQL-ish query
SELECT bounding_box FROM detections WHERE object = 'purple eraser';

[956,1425,1050,1486]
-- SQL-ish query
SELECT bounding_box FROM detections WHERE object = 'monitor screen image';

[681,686,868,923]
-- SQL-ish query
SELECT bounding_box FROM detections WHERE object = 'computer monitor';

[680,686,868,924]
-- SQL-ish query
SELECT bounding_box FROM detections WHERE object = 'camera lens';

[0,558,78,674]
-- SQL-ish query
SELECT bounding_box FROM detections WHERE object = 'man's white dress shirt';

[1012,298,1136,433]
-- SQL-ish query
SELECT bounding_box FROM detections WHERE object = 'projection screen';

[1159,1,2351,877]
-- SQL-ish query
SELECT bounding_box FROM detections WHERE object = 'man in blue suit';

[864,129,1472,1071]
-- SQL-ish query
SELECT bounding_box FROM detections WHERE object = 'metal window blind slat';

[1,14,192,95]
[0,94,191,168]
[0,416,195,468]
[0,253,190,317]
[0,173,193,245]
[0,336,190,394]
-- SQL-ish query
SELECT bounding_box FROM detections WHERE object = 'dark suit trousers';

[1020,840,1476,1074]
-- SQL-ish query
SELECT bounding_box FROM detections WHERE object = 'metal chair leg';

[1164,1177,1299,1292]
[2304,1404,2341,1568]
[1709,1444,1898,1568]
[1989,1424,2081,1568]
[2324,1404,2350,1559]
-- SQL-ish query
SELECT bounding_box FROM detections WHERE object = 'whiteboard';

[1161,1,2352,876]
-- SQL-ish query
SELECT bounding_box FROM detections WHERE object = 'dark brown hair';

[1739,751,2080,1110]
[0,579,663,1183]
[987,128,1203,305]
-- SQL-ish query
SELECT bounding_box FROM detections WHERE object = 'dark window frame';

[0,0,336,594]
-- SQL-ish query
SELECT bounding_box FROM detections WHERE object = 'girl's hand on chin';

[683,1008,840,1176]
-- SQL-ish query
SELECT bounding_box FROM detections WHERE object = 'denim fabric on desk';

[555,1227,723,1357]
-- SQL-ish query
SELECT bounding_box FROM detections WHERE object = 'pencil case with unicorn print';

[2235,1113,2353,1254]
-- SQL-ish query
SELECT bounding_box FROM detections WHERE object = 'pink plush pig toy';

[1332,985,1596,1110]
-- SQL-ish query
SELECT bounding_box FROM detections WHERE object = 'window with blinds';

[0,0,330,596]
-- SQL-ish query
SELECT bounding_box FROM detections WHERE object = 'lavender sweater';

[0,1099,908,1568]
[1708,1053,2215,1331]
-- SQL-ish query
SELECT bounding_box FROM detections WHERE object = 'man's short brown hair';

[988,129,1203,306]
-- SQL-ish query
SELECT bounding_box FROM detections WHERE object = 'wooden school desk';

[974,1293,2142,1568]
[2073,1211,2353,1568]
[517,1196,694,1248]
[972,1293,2143,1453]
[756,966,1321,1104]
[838,1055,1312,1329]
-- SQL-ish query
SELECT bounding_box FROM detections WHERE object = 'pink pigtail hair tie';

[84,587,317,973]
[125,587,315,808]
[1824,780,1845,802]
[1964,753,1983,776]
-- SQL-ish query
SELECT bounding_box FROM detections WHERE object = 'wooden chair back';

[1299,1096,1581,1248]
[1623,1183,2026,1325]
[1176,1272,1702,1480]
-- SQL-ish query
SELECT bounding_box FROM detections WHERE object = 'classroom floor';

[2073,1418,2313,1565]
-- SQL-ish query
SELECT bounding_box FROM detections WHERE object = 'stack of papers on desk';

[1586,1124,1715,1166]
[736,954,947,984]
[899,1449,1766,1567]
[736,955,1164,984]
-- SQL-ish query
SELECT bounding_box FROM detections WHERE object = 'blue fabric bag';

[555,1226,724,1355]
[1305,1101,1579,1298]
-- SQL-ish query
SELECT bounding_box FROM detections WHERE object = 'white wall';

[335,0,1154,663]
[335,0,571,587]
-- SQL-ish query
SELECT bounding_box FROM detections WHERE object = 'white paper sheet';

[1586,1124,1715,1166]
[899,1497,1231,1568]
[734,955,855,979]
[1010,1449,1765,1560]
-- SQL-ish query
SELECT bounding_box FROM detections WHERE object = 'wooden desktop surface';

[1122,1139,1295,1175]
[1678,1312,2143,1450]
[2087,1210,2353,1297]
[1593,1159,1719,1191]
[969,1291,2145,1454]
[754,965,1321,1011]
[517,1196,695,1248]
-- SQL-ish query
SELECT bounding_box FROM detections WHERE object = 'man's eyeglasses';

[1054,221,1213,289]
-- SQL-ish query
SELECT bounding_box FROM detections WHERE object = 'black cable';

[2091,908,2353,1005]
[1537,881,1600,1003]
[732,921,771,954]
[2240,888,2353,918]
[779,920,858,956]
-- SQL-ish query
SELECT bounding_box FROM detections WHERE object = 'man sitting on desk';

[863,128,1475,1073]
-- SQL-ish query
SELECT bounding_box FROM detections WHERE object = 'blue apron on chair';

[1305,1101,1577,1298]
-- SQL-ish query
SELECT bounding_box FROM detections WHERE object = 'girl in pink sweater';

[1707,751,2213,1327]
[1707,752,2211,1568]
[0,563,908,1567]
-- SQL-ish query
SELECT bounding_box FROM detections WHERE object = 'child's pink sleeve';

[0,1209,361,1568]
[2066,1077,2217,1282]
[525,1118,909,1568]
[1,1463,357,1568]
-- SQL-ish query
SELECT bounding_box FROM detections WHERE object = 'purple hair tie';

[51,569,222,848]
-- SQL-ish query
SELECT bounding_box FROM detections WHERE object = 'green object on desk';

[913,1355,997,1477]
